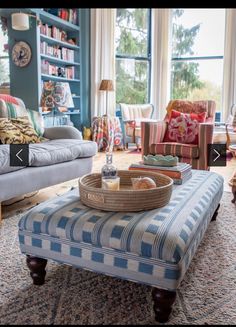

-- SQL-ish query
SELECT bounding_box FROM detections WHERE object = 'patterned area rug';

[0,191,236,325]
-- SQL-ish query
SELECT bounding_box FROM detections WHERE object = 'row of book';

[44,8,78,25]
[41,60,75,79]
[129,162,192,185]
[40,42,75,62]
[40,24,69,43]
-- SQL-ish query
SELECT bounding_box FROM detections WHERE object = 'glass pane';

[116,58,149,104]
[172,9,225,58]
[116,9,149,57]
[0,18,9,56]
[0,18,10,87]
[170,59,224,113]
[0,58,10,85]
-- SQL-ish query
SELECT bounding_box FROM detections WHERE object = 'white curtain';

[150,9,172,120]
[90,9,116,119]
[222,8,236,122]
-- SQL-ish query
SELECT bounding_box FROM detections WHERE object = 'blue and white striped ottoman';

[18,170,223,323]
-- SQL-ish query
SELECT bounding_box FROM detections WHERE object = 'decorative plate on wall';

[12,41,32,67]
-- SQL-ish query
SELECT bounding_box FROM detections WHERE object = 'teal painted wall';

[79,8,91,129]
[8,16,40,110]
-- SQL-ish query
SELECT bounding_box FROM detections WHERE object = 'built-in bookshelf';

[8,8,90,129]
[32,8,81,128]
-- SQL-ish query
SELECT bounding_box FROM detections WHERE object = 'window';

[170,9,225,117]
[0,17,10,90]
[115,9,151,105]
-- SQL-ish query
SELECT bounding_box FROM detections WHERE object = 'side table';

[92,115,124,151]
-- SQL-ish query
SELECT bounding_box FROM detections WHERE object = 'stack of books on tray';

[129,162,192,185]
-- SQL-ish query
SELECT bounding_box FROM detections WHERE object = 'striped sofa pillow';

[0,100,44,136]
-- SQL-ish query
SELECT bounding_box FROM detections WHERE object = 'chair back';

[164,100,216,123]
[120,103,154,121]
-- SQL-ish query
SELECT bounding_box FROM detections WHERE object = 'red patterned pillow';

[163,110,207,145]
[0,94,19,105]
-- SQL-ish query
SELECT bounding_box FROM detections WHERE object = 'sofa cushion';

[0,145,25,174]
[0,100,44,136]
[0,139,97,175]
[28,139,97,167]
[0,94,19,105]
[0,117,43,144]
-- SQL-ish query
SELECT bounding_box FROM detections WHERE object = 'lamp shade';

[11,13,29,31]
[40,81,74,108]
[99,79,114,91]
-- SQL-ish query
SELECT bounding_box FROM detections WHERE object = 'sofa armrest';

[43,126,83,140]
[198,123,214,170]
[141,121,167,156]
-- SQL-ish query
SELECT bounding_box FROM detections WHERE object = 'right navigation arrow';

[213,149,220,162]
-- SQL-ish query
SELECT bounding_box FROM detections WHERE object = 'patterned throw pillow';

[0,117,43,144]
[0,94,19,105]
[163,110,207,145]
[0,100,44,136]
[166,100,208,118]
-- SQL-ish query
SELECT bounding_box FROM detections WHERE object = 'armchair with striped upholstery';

[141,100,216,170]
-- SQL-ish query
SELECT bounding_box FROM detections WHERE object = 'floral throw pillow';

[163,110,207,145]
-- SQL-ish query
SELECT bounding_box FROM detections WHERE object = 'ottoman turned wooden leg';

[152,288,177,323]
[211,203,220,221]
[26,255,47,285]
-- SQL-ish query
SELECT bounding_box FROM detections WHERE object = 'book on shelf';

[41,60,75,79]
[40,41,75,61]
[44,8,78,25]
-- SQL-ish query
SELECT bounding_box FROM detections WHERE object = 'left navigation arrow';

[10,144,29,166]
[16,149,23,162]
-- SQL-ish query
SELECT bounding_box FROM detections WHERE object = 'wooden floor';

[2,148,236,219]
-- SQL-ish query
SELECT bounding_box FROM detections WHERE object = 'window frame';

[170,9,225,114]
[115,8,152,104]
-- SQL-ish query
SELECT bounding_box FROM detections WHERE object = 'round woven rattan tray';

[79,170,173,212]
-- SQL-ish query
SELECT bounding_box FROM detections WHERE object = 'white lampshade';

[11,13,29,31]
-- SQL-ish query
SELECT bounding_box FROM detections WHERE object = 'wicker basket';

[79,170,173,212]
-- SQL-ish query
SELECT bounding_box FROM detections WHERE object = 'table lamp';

[99,79,114,116]
[40,81,74,125]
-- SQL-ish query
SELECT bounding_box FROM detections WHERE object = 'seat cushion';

[150,142,199,159]
[28,139,97,167]
[0,139,97,175]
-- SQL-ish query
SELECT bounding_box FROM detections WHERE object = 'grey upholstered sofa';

[0,125,98,220]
